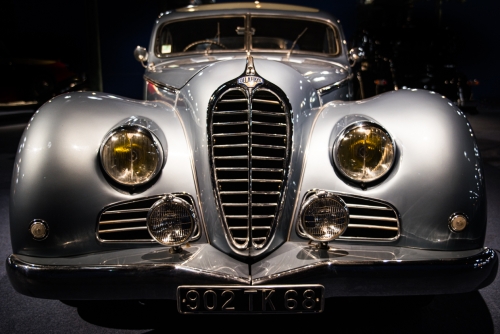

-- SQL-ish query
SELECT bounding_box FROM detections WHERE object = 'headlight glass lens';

[147,196,196,247]
[300,192,349,242]
[100,127,163,186]
[334,123,395,182]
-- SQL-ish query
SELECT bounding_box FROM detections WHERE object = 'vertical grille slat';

[210,87,291,250]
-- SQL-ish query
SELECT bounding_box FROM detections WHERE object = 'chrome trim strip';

[252,121,286,127]
[99,226,148,233]
[213,121,249,126]
[252,99,280,104]
[213,132,249,137]
[214,144,248,148]
[252,110,287,116]
[144,76,178,93]
[346,204,392,211]
[216,167,249,171]
[252,144,286,150]
[252,156,285,161]
[218,98,248,103]
[349,215,398,222]
[99,218,147,225]
[101,208,150,214]
[212,110,249,115]
[347,224,399,231]
[317,74,353,96]
[252,132,286,138]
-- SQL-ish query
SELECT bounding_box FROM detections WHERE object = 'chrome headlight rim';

[99,125,165,187]
[299,191,350,242]
[146,194,197,247]
[333,121,396,184]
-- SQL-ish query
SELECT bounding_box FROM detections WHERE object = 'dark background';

[0,0,498,101]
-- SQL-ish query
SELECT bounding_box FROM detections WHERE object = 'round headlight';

[333,122,395,183]
[100,126,164,186]
[300,192,349,242]
[147,195,196,247]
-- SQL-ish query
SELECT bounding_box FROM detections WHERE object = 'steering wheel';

[183,40,227,52]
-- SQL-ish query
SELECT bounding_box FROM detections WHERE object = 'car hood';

[144,54,349,91]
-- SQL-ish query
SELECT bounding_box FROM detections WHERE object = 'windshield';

[156,16,339,56]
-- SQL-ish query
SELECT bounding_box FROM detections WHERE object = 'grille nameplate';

[209,85,292,251]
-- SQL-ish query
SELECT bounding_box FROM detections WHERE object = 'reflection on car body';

[6,2,497,314]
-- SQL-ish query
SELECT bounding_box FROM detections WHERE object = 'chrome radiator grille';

[298,192,400,241]
[209,88,291,250]
[97,194,199,243]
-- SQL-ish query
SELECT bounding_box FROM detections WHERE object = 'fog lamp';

[300,192,349,242]
[100,126,163,186]
[147,195,196,250]
[333,122,395,183]
[449,213,468,232]
[29,219,49,240]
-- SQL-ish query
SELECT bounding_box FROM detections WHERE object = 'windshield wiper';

[286,27,308,60]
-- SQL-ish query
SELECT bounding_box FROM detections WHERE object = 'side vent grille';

[210,88,291,250]
[298,192,400,241]
[97,194,200,243]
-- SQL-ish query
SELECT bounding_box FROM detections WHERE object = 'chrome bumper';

[6,243,497,300]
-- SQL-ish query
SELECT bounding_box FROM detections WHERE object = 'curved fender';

[10,92,201,257]
[293,89,486,251]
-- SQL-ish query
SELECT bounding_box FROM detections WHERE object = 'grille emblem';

[237,76,264,89]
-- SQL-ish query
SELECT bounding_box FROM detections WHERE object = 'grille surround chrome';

[297,190,400,242]
[208,77,292,251]
[97,193,200,243]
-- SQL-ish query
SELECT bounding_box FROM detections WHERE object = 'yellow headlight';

[334,123,395,183]
[100,126,164,186]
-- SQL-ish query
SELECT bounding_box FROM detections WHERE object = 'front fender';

[294,89,486,250]
[10,92,200,256]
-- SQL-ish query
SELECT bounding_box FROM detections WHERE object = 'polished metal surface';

[6,245,497,299]
[208,59,292,251]
[6,2,495,302]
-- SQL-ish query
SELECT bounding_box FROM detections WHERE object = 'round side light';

[449,213,468,232]
[29,219,49,240]
[300,192,349,242]
[147,195,196,247]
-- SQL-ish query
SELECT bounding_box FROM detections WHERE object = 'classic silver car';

[6,2,497,314]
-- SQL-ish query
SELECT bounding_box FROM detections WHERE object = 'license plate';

[177,285,324,314]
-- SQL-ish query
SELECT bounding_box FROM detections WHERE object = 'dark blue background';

[1,0,498,100]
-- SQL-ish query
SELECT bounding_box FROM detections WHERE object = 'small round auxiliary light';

[29,219,49,240]
[147,195,196,251]
[449,213,468,232]
[300,191,349,242]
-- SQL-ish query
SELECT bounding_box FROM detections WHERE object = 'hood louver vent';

[209,86,292,251]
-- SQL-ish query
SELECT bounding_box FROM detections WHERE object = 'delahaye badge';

[238,55,264,89]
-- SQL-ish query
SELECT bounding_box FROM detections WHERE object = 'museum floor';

[1,102,499,333]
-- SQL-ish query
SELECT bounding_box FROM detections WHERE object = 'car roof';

[176,2,320,13]
[157,2,338,26]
